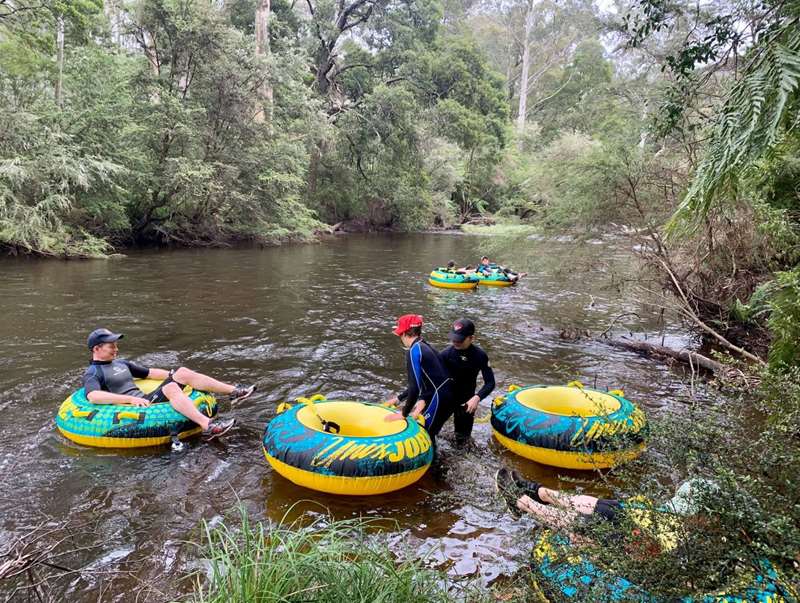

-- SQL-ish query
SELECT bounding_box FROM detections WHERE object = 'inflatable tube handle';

[567,380,584,389]
[113,410,144,424]
[309,393,326,402]
[321,419,340,434]
[296,397,312,405]
[492,395,506,407]
[608,388,624,397]
[71,409,98,421]
[507,384,521,392]
[276,402,293,414]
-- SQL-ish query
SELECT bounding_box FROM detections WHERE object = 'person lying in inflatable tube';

[442,260,475,274]
[81,328,256,440]
[477,256,527,281]
[495,467,714,531]
[494,468,795,601]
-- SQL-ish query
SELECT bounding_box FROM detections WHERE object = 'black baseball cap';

[87,328,124,350]
[449,318,475,342]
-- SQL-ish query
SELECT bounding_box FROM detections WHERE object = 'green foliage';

[669,14,800,227]
[767,267,800,368]
[573,365,800,599]
[193,510,457,603]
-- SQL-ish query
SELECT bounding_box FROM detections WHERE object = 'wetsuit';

[439,344,495,445]
[397,337,454,439]
[83,359,175,404]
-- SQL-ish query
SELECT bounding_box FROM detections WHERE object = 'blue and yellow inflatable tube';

[263,396,433,495]
[491,383,647,469]
[533,529,794,602]
[428,269,479,289]
[476,270,515,287]
[56,379,217,448]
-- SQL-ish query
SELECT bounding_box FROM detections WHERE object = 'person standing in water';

[439,318,495,448]
[384,315,455,446]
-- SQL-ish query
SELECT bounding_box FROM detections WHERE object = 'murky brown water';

[0,233,715,601]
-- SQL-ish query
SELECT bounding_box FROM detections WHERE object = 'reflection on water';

[0,233,713,600]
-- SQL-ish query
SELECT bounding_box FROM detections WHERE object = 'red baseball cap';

[393,314,423,336]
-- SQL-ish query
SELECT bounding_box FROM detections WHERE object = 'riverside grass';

[191,510,487,603]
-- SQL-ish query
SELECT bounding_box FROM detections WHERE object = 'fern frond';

[671,20,800,231]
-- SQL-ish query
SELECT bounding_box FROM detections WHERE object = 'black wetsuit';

[82,359,174,404]
[397,337,454,439]
[439,344,495,444]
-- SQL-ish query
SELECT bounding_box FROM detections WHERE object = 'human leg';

[495,468,578,528]
[426,400,456,440]
[510,471,602,515]
[162,381,213,430]
[516,495,580,530]
[452,403,474,447]
[172,367,234,394]
[539,487,602,515]
[172,367,255,402]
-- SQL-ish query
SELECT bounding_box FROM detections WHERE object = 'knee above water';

[173,366,191,382]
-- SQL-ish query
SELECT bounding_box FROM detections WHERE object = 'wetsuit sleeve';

[402,344,422,416]
[398,389,409,402]
[122,359,150,379]
[476,350,495,400]
[82,366,104,395]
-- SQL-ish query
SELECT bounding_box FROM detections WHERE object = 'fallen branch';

[655,257,766,366]
[606,337,725,373]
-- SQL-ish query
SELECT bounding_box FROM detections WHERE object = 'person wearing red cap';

[385,315,455,444]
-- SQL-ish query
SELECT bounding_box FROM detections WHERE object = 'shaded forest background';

[3,0,800,366]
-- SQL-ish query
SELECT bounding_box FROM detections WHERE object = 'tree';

[254,0,272,124]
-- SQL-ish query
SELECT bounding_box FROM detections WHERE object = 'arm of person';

[386,399,426,422]
[476,357,496,400]
[401,344,423,417]
[86,390,151,406]
[467,355,496,414]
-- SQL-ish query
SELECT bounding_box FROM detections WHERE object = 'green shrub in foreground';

[192,512,463,603]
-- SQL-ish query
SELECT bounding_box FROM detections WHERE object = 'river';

[0,233,714,601]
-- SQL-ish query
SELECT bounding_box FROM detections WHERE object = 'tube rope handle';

[567,380,584,389]
[608,388,625,397]
[474,411,492,424]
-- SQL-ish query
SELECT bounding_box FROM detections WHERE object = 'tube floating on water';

[491,383,647,469]
[55,379,217,448]
[428,269,479,289]
[263,395,433,495]
[476,270,516,287]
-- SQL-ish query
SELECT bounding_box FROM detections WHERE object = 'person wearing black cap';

[439,318,495,447]
[82,328,255,440]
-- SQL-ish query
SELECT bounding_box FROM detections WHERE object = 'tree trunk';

[605,338,725,374]
[55,15,65,108]
[254,0,273,124]
[516,1,534,137]
[105,0,120,46]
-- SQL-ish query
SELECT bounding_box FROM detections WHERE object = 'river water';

[0,233,713,601]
